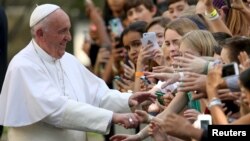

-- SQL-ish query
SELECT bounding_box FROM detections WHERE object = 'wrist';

[205,8,220,21]
[137,130,147,140]
[112,113,118,124]
[208,97,222,110]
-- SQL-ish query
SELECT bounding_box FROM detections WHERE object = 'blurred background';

[1,0,103,66]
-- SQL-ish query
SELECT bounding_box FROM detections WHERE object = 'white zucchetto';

[29,4,60,27]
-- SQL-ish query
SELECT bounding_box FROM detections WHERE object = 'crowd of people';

[1,0,250,141]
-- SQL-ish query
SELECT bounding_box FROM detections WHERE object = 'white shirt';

[0,40,132,141]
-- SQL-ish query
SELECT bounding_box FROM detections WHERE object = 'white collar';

[32,39,59,63]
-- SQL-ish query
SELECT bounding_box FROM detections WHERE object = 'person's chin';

[132,58,137,64]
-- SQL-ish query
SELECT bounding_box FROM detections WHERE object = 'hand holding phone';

[140,32,159,48]
[222,62,239,78]
[109,18,124,37]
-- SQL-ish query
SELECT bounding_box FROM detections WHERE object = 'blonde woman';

[180,30,217,57]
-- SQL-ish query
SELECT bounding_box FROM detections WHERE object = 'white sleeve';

[99,90,132,113]
[42,100,113,134]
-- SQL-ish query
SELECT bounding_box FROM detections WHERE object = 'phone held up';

[141,32,159,48]
[197,114,212,131]
[222,62,239,78]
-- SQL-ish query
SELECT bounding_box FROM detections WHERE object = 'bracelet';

[207,14,220,21]
[205,9,217,17]
[135,71,144,77]
[205,9,220,21]
[208,97,222,110]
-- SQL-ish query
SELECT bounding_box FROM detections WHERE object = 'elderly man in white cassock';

[0,4,156,141]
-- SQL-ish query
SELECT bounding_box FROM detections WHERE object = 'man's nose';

[66,31,72,41]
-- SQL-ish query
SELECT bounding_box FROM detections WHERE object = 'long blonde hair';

[181,30,217,56]
[226,9,249,36]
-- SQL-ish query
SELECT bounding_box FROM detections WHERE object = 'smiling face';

[38,9,72,59]
[164,29,182,60]
[122,31,142,64]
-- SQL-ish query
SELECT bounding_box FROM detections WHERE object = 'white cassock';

[0,40,132,141]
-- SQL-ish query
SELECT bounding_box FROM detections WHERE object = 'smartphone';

[222,62,239,78]
[197,114,212,130]
[124,54,132,68]
[141,32,159,48]
[109,18,124,37]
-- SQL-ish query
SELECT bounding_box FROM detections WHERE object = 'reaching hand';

[206,65,224,89]
[183,109,201,123]
[152,65,174,73]
[134,110,151,123]
[110,134,141,141]
[162,113,193,140]
[177,72,207,94]
[217,89,241,101]
[114,77,134,92]
[238,51,250,72]
[112,113,139,129]
[144,71,180,88]
[148,118,168,141]
[148,117,166,139]
[129,91,156,107]
[173,53,207,74]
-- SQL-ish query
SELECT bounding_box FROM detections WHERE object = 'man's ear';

[36,28,44,38]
